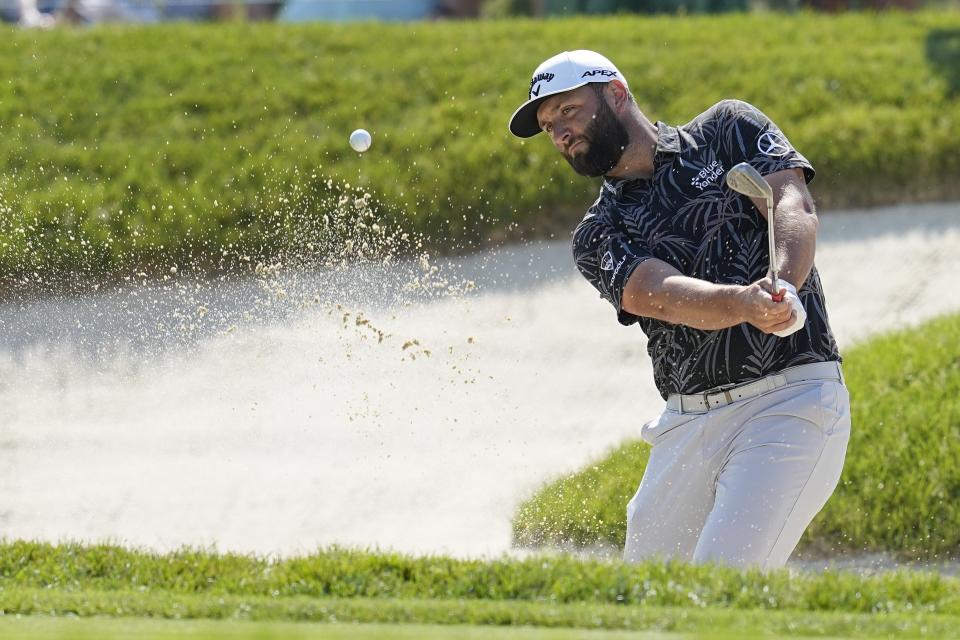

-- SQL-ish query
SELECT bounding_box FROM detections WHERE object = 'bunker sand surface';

[0,203,957,559]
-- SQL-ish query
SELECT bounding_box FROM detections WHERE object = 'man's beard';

[565,98,630,178]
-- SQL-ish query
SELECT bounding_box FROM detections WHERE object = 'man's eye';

[562,106,574,115]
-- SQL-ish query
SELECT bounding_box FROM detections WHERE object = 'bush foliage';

[1,13,959,281]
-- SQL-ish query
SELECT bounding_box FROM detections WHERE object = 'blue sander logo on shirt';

[691,160,724,191]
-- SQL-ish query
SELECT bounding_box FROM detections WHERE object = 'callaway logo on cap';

[508,50,627,138]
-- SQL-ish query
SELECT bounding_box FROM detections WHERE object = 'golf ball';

[349,129,372,153]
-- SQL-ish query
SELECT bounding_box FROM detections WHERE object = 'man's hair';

[590,81,636,105]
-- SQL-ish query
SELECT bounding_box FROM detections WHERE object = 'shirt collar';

[602,121,681,197]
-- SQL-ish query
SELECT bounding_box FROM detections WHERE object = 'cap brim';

[508,82,590,138]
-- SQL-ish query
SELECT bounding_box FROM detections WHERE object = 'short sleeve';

[719,100,815,184]
[572,205,652,326]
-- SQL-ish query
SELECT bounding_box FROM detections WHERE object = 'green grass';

[2,600,959,639]
[0,618,698,640]
[2,541,960,614]
[2,543,960,637]
[1,12,959,282]
[512,312,960,559]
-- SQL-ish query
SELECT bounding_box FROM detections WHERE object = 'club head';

[725,162,772,201]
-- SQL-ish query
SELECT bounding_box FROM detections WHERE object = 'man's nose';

[551,124,571,149]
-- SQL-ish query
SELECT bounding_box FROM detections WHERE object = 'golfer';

[509,51,850,569]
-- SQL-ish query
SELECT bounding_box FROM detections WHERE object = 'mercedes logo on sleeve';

[757,131,791,157]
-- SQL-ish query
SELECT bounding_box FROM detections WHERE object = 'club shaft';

[766,195,779,294]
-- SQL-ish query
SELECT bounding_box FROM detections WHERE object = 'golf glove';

[773,281,807,338]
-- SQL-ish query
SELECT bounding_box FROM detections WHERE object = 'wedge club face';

[726,162,771,201]
[726,162,780,298]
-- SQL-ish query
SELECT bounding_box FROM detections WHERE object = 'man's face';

[535,84,629,178]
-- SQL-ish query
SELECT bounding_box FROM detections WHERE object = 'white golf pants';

[624,370,850,570]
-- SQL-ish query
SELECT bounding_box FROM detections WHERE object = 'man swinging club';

[509,50,850,569]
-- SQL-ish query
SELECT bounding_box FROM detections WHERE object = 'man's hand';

[736,277,796,334]
[771,280,807,338]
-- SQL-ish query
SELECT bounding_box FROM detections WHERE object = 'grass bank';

[2,542,960,637]
[2,541,957,612]
[512,312,960,560]
[1,12,959,283]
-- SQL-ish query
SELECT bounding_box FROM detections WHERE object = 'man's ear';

[607,80,630,110]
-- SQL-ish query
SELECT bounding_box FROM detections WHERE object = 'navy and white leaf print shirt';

[572,100,840,399]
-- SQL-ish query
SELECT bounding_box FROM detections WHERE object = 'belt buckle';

[701,392,712,410]
[703,388,735,410]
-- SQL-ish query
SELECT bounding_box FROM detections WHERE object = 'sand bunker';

[0,202,958,559]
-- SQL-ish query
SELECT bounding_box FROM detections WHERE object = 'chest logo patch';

[758,131,790,157]
[691,160,724,191]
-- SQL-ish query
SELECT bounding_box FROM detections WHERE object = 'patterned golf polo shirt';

[573,99,840,399]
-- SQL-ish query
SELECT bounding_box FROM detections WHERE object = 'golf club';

[726,162,782,301]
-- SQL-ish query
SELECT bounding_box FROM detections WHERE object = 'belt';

[666,361,843,414]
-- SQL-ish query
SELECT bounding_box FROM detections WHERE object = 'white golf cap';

[508,50,627,139]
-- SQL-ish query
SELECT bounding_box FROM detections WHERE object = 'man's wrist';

[718,284,747,325]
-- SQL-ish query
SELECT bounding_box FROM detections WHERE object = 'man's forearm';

[772,181,818,289]
[652,276,745,330]
[622,260,745,330]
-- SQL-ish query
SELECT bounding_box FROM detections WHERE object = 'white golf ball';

[349,129,372,153]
